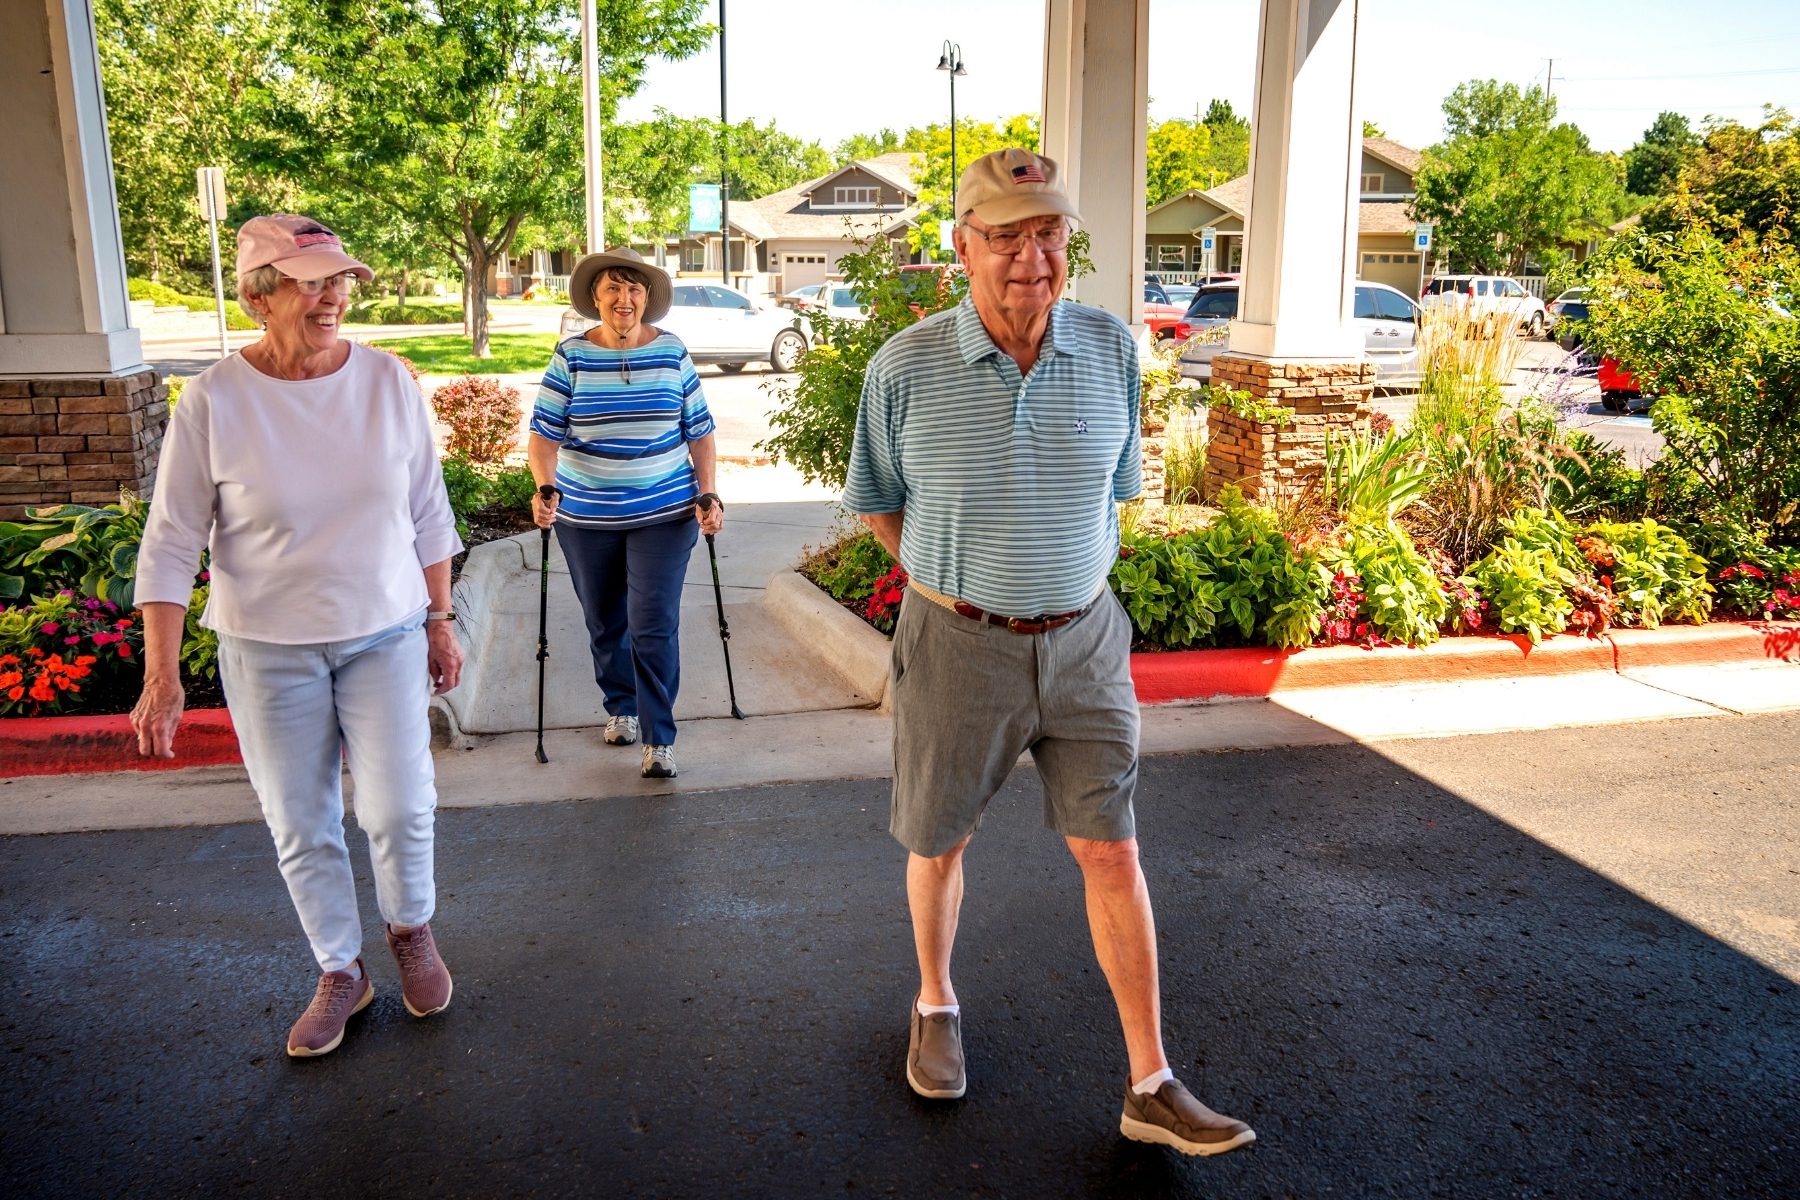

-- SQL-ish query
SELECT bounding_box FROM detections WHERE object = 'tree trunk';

[398,264,408,309]
[461,276,474,340]
[468,245,492,359]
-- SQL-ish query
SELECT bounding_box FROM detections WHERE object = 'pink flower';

[39,622,59,635]
[63,636,80,646]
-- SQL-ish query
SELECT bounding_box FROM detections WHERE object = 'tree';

[836,130,903,161]
[1625,111,1701,197]
[1199,98,1252,184]
[607,111,831,247]
[1642,107,1800,242]
[256,0,708,357]
[902,115,1039,254]
[1145,119,1215,207]
[1412,81,1623,274]
[96,0,296,291]
[1362,119,1387,138]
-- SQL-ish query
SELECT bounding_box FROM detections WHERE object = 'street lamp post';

[935,40,967,227]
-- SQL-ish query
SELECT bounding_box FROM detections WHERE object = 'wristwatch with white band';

[427,610,457,622]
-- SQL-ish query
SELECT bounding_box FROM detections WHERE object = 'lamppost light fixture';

[936,40,968,237]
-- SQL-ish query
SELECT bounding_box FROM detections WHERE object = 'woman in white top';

[131,215,464,1059]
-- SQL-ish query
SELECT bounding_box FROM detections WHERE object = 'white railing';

[541,274,571,294]
[1518,275,1547,300]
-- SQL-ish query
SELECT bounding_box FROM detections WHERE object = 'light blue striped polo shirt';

[531,330,716,529]
[843,297,1142,615]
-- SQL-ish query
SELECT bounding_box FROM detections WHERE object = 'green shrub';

[0,494,146,607]
[1110,487,1321,649]
[1463,538,1576,645]
[1559,430,1645,519]
[484,463,539,514]
[181,585,220,679]
[761,234,965,488]
[129,278,256,329]
[800,528,895,604]
[1323,427,1429,527]
[1581,519,1713,628]
[164,375,187,408]
[345,302,464,325]
[440,454,490,541]
[1581,225,1800,543]
[1321,522,1449,646]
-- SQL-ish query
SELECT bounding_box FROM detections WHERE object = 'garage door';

[782,253,828,293]
[1360,252,1422,295]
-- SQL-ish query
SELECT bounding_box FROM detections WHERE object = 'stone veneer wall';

[1203,354,1375,500]
[0,371,167,520]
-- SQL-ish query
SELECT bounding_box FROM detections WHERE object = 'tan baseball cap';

[955,148,1081,226]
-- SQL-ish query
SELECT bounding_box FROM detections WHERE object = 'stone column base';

[1203,354,1375,501]
[0,370,167,519]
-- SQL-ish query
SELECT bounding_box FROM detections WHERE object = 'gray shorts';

[888,588,1140,858]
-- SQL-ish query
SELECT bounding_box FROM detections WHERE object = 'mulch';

[452,506,539,578]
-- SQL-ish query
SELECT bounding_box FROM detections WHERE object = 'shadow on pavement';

[2,742,1795,1197]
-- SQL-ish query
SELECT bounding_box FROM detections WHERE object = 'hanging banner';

[688,184,722,233]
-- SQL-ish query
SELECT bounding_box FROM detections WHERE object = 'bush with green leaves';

[1323,427,1429,527]
[760,234,966,489]
[440,454,490,541]
[181,584,219,680]
[800,527,896,605]
[345,302,464,325]
[1462,537,1577,645]
[485,463,539,514]
[1110,487,1322,649]
[1580,225,1800,544]
[1580,519,1712,628]
[1320,522,1449,646]
[129,278,257,330]
[0,495,146,607]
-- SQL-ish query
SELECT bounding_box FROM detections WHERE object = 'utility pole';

[720,0,730,288]
[581,0,602,252]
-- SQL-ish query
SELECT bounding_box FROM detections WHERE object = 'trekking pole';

[534,485,556,763]
[698,495,745,720]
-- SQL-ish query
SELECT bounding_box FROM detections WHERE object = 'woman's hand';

[696,492,724,536]
[426,621,464,696]
[531,486,559,529]
[130,674,186,759]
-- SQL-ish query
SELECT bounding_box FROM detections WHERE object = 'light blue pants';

[218,614,438,973]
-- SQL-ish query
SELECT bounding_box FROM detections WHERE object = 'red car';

[1598,357,1642,412]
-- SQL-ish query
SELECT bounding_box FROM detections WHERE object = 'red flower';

[39,622,60,635]
[6,686,22,702]
[1741,563,1766,579]
[116,644,133,658]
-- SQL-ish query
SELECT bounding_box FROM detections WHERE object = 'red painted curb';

[1129,620,1800,704]
[0,709,239,779]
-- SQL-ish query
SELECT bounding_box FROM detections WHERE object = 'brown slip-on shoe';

[286,959,374,1058]
[906,995,966,1099]
[386,922,453,1018]
[1120,1078,1256,1156]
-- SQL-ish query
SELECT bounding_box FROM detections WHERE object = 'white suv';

[561,282,812,373]
[1419,275,1549,338]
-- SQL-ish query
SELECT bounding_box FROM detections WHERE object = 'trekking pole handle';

[697,491,722,514]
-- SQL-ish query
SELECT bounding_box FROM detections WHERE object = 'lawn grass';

[370,333,559,375]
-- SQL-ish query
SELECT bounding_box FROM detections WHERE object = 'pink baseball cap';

[235,214,373,284]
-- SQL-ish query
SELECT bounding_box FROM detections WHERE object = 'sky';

[615,0,1800,156]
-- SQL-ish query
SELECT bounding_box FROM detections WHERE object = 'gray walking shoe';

[1120,1078,1255,1156]
[604,716,639,745]
[906,996,966,1099]
[641,744,677,778]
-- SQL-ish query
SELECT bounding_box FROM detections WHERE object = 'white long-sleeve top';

[136,343,464,644]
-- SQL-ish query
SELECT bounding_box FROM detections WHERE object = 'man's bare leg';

[1067,834,1169,1083]
[907,835,971,1005]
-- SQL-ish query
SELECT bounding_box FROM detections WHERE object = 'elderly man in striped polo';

[843,148,1255,1158]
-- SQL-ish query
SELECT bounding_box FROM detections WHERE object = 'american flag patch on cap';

[1011,162,1046,185]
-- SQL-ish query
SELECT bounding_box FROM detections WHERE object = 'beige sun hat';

[955,148,1082,226]
[569,247,673,324]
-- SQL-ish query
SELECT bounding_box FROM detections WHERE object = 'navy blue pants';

[554,515,699,746]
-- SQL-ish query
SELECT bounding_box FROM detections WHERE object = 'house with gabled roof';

[691,151,929,296]
[1144,136,1429,295]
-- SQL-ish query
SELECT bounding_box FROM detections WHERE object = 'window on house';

[833,186,879,206]
[1157,244,1187,268]
[1362,173,1384,193]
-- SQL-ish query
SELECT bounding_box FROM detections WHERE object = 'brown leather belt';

[950,599,1091,635]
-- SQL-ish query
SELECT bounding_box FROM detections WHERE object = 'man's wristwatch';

[427,610,457,622]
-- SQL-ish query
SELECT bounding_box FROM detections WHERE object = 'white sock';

[916,999,960,1017]
[1131,1067,1175,1095]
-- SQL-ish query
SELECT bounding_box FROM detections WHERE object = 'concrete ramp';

[445,501,861,735]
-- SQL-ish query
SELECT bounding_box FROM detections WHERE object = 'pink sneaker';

[286,959,374,1057]
[386,922,453,1017]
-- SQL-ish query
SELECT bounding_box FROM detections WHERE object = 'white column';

[1041,0,1148,328]
[0,0,145,377]
[1226,0,1362,361]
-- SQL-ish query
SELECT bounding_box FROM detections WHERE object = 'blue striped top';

[530,330,716,529]
[843,298,1142,615]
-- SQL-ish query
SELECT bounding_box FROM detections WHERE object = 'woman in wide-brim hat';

[527,247,722,780]
[132,214,463,1059]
